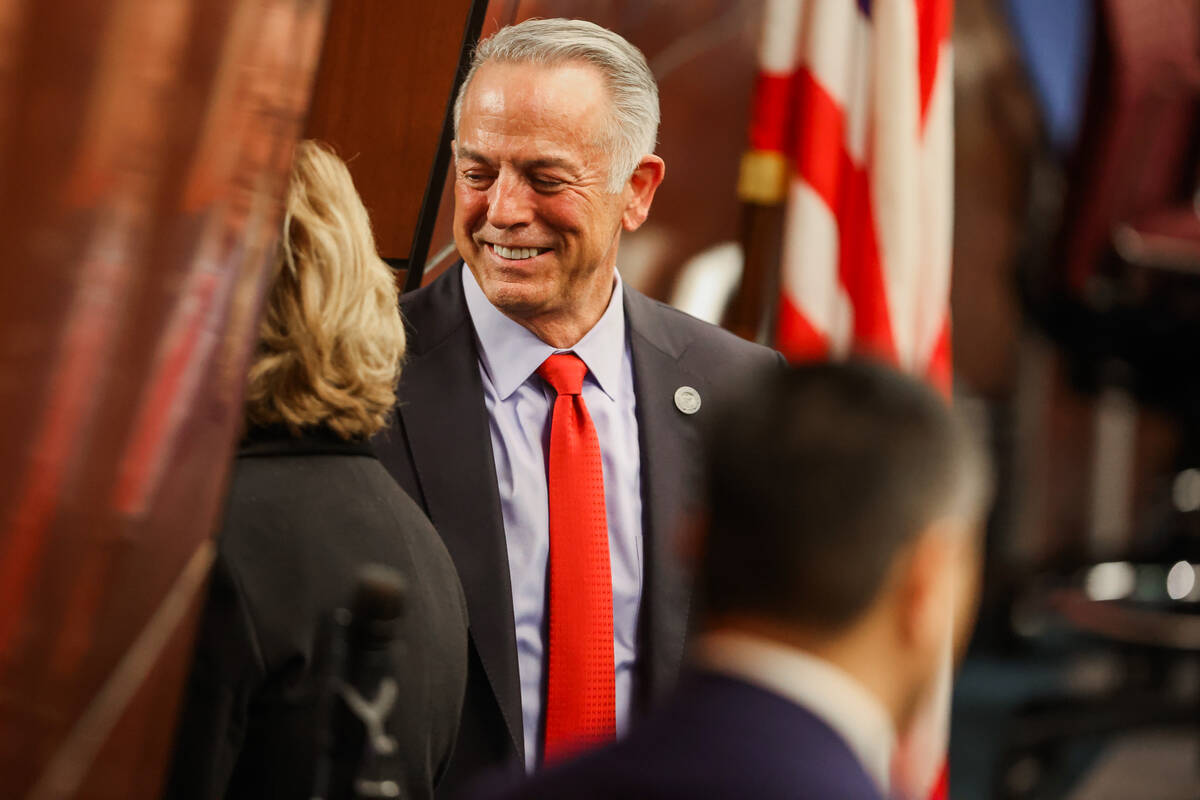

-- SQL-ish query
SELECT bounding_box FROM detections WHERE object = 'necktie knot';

[538,353,588,396]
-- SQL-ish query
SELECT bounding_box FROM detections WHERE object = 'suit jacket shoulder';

[483,673,884,800]
[398,264,472,356]
[623,285,784,410]
[624,286,783,367]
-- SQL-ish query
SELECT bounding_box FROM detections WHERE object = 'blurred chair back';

[1022,0,1200,417]
[1058,0,1200,295]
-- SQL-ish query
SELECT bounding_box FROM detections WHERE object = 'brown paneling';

[304,0,474,260]
[0,1,328,797]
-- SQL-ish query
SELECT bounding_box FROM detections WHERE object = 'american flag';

[744,0,956,797]
[749,0,954,397]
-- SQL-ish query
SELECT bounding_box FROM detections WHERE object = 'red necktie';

[537,353,616,764]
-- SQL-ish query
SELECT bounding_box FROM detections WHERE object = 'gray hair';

[452,18,660,193]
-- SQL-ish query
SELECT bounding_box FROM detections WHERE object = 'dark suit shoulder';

[483,674,883,800]
[623,285,783,369]
[397,270,444,322]
[398,264,471,356]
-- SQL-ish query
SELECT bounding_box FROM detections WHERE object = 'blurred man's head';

[450,19,666,348]
[699,362,991,729]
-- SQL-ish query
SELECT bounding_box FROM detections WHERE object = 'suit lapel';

[395,267,524,761]
[624,288,706,707]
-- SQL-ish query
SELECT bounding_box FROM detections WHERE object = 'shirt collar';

[692,630,897,796]
[462,265,626,401]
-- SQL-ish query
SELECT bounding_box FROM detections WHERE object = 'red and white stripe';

[746,2,957,799]
[751,0,954,397]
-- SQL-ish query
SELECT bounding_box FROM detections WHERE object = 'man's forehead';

[457,61,611,168]
[462,60,609,121]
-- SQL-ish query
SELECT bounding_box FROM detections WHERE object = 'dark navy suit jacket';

[476,670,886,800]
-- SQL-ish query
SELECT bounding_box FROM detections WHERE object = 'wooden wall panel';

[304,0,474,261]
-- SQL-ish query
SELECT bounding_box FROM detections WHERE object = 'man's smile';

[487,242,553,261]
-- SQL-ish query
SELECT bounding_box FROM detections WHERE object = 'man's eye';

[462,172,492,185]
[533,177,563,189]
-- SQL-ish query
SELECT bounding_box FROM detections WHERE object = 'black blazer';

[479,672,885,800]
[373,263,783,795]
[164,427,468,800]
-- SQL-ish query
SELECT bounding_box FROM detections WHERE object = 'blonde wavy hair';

[244,140,405,439]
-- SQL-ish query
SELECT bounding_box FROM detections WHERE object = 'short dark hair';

[699,361,987,630]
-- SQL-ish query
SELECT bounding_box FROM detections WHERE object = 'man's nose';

[486,172,534,228]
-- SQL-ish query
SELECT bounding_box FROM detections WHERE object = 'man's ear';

[621,154,666,232]
[897,525,956,653]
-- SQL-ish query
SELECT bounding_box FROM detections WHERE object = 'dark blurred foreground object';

[0,1,328,797]
[998,0,1200,796]
[163,141,467,800]
[312,565,408,800]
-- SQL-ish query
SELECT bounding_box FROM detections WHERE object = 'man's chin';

[464,259,556,318]
[481,282,550,319]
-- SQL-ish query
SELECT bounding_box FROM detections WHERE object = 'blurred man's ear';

[897,520,984,670]
[621,154,665,232]
[948,522,985,666]
[896,525,957,658]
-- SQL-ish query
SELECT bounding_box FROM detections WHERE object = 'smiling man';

[373,18,783,795]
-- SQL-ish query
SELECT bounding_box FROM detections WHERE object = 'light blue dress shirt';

[462,267,643,772]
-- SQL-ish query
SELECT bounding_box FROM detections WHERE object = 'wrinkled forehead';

[457,60,614,153]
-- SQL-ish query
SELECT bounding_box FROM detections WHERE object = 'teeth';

[494,245,541,260]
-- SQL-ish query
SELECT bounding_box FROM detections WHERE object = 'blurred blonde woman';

[166,141,467,800]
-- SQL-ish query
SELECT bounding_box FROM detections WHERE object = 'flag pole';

[724,152,788,344]
[722,0,803,346]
